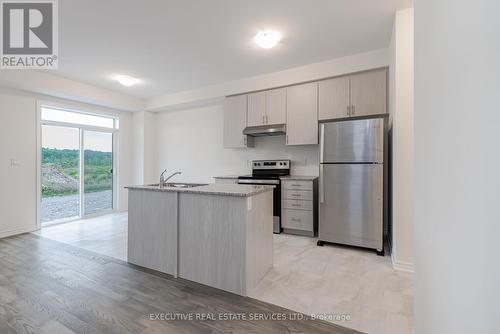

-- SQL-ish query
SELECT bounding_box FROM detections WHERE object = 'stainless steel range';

[238,160,290,233]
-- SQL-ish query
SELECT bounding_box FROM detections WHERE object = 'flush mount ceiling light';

[254,30,282,49]
[114,75,140,87]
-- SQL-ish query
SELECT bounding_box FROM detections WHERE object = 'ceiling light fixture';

[254,30,282,49]
[114,75,140,87]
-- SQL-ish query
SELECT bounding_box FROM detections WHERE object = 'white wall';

[415,1,500,333]
[131,110,158,185]
[389,8,414,271]
[152,49,392,179]
[156,103,319,183]
[0,89,134,238]
[0,92,37,238]
[117,111,134,211]
[143,111,158,184]
[0,70,144,112]
[132,111,145,185]
[147,48,389,111]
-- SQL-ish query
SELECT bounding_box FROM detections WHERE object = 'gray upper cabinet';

[247,88,286,126]
[224,95,254,148]
[286,83,318,145]
[318,76,350,120]
[223,68,386,148]
[319,69,387,120]
[247,91,266,127]
[265,88,286,125]
[350,69,387,117]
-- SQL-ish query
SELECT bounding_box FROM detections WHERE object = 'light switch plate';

[10,159,20,167]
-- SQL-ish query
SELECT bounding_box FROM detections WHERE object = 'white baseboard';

[391,253,414,273]
[0,225,38,239]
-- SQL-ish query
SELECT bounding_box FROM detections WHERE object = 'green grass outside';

[42,148,112,198]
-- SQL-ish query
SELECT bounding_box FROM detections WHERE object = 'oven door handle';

[238,179,280,185]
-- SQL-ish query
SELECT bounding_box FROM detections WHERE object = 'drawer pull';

[291,218,302,222]
[291,194,301,197]
[291,184,301,187]
[291,204,301,207]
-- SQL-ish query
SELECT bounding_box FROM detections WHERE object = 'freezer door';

[320,118,384,163]
[319,163,383,250]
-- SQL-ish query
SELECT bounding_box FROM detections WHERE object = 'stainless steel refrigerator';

[318,117,385,255]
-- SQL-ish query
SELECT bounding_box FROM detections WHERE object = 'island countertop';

[126,183,274,197]
[127,181,274,296]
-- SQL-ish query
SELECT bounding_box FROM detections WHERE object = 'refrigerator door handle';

[319,164,325,203]
[319,123,325,163]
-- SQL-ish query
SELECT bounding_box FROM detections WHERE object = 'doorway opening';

[40,106,118,225]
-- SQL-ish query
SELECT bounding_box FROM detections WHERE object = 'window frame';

[36,101,120,227]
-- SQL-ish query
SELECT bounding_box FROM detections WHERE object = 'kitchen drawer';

[282,199,313,211]
[282,209,313,231]
[282,180,313,191]
[282,189,313,201]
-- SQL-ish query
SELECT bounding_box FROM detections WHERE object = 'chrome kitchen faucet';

[159,170,182,189]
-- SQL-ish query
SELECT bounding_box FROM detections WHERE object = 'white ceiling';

[57,0,411,99]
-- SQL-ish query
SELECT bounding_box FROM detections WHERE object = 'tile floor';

[35,213,414,334]
[34,212,128,261]
[248,234,414,334]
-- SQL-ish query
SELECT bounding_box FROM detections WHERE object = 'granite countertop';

[126,183,274,197]
[213,175,240,179]
[280,175,318,181]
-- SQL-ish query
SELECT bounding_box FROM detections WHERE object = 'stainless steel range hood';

[243,124,286,137]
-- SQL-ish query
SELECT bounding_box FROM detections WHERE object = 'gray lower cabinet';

[128,188,274,296]
[128,190,178,276]
[282,209,314,232]
[281,179,318,236]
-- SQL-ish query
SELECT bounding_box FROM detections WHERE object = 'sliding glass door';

[41,125,81,223]
[83,131,113,216]
[40,107,117,225]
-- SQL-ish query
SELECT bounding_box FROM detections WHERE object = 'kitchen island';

[126,183,274,296]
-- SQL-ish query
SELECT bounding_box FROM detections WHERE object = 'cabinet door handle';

[347,105,350,116]
[286,135,289,145]
[243,136,247,146]
[265,115,268,124]
[352,105,355,116]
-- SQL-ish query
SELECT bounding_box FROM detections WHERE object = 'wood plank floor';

[0,233,362,334]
